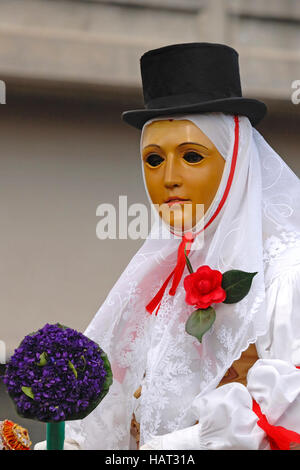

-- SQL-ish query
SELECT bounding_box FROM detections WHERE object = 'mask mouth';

[163,197,191,206]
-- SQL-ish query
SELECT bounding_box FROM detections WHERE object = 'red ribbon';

[253,399,300,450]
[202,114,240,231]
[146,232,194,315]
[146,115,240,316]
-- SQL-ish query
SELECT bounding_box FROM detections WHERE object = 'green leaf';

[78,355,86,372]
[21,386,35,400]
[37,351,47,366]
[185,307,216,343]
[222,270,257,304]
[68,360,78,379]
[184,246,194,274]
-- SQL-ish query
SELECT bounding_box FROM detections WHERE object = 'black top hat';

[121,42,267,129]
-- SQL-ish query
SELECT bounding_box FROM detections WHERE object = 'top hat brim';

[122,97,267,130]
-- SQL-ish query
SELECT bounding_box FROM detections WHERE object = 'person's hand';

[34,439,80,450]
[139,436,163,450]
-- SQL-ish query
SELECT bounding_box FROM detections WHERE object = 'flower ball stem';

[46,421,65,450]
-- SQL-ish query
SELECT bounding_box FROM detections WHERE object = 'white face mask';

[140,113,235,238]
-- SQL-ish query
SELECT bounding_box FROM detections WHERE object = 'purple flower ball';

[3,323,112,422]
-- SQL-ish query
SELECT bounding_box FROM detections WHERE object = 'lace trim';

[263,231,300,266]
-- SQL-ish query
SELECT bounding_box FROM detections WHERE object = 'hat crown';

[121,42,267,129]
[140,43,242,109]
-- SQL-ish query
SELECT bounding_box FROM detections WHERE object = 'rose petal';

[196,298,212,309]
[211,286,227,303]
[197,279,212,294]
[196,265,213,281]
[211,270,223,289]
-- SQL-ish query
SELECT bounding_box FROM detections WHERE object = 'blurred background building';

[0,0,299,445]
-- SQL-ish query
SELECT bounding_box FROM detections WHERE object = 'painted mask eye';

[146,153,164,167]
[183,151,204,164]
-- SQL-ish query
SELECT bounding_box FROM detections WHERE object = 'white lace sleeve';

[141,359,300,451]
[256,239,300,365]
[140,382,265,450]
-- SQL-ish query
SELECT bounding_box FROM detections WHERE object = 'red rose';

[183,265,226,310]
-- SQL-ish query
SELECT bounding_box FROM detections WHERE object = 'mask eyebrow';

[178,141,209,150]
[142,142,209,151]
[142,144,161,151]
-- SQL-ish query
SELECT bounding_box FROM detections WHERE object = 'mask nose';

[164,155,182,189]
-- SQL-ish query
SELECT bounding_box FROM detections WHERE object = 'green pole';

[46,421,65,450]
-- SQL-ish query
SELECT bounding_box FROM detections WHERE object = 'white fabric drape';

[65,113,300,450]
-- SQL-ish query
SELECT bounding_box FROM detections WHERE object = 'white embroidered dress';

[65,113,300,450]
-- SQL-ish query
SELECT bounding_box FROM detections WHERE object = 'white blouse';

[140,239,300,450]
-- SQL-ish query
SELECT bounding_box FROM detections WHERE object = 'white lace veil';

[65,113,300,449]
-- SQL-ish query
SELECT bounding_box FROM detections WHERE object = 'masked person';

[36,43,300,450]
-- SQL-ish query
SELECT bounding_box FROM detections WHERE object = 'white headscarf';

[65,113,300,449]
